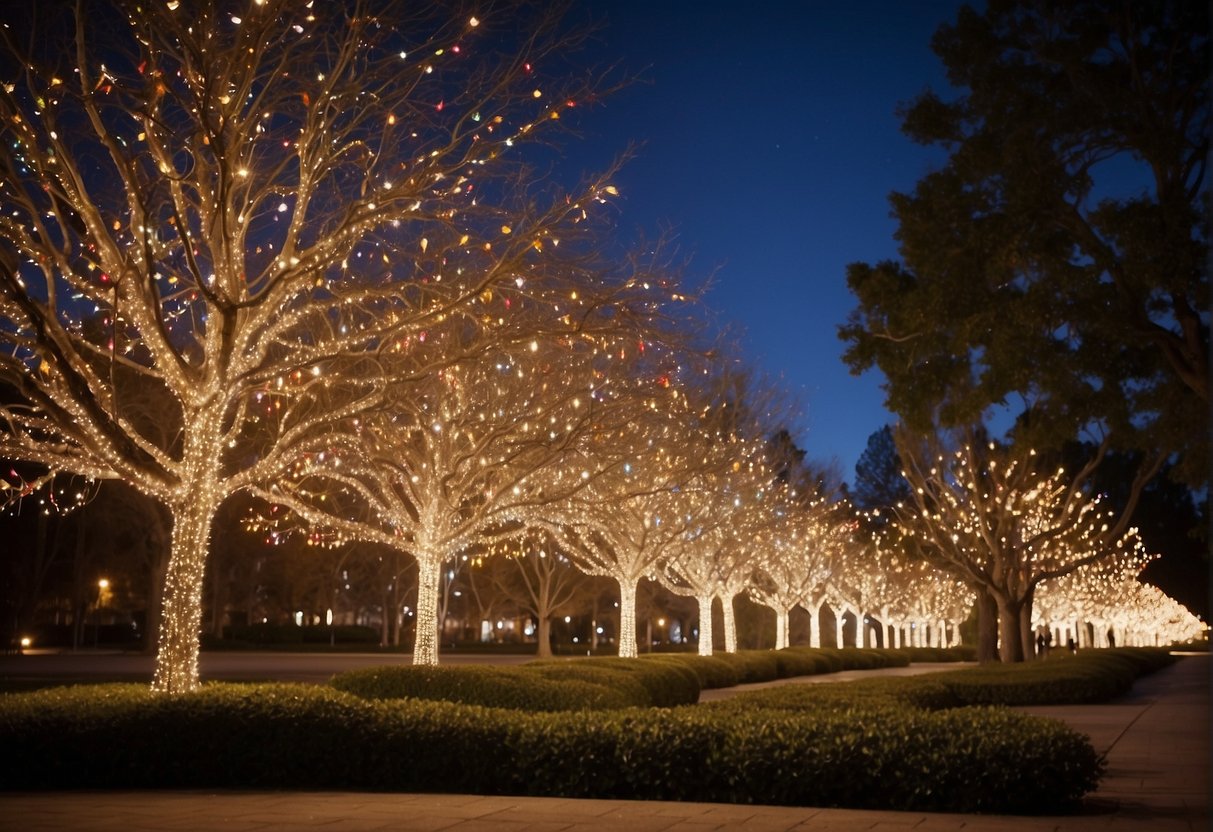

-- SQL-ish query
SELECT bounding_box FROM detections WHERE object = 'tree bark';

[535,615,552,658]
[976,589,999,662]
[995,594,1026,663]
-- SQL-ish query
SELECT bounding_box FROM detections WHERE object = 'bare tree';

[0,0,616,692]
[489,534,589,658]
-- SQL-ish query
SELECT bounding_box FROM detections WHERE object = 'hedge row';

[706,648,1177,713]
[332,648,927,711]
[0,681,1101,813]
[332,660,696,710]
[923,648,1178,705]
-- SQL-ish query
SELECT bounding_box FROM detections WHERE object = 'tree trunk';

[774,606,789,649]
[807,601,821,648]
[720,592,738,653]
[412,556,441,665]
[696,594,713,656]
[380,590,391,647]
[536,615,552,658]
[976,588,999,662]
[834,607,845,648]
[995,594,1026,663]
[590,595,599,651]
[617,577,638,658]
[1018,587,1036,660]
[152,496,220,694]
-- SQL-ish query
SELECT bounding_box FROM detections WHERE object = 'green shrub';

[639,654,742,689]
[770,648,826,677]
[330,665,638,711]
[572,656,701,707]
[0,681,1102,813]
[709,650,781,683]
[926,650,1174,706]
[892,646,977,663]
[333,657,702,711]
[523,662,653,706]
[6,649,1174,811]
[709,648,1174,711]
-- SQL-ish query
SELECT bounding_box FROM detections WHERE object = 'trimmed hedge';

[3,648,1177,812]
[922,648,1178,706]
[332,657,701,710]
[707,648,1178,712]
[329,647,959,713]
[891,646,977,663]
[330,665,640,711]
[642,653,742,689]
[0,681,1102,813]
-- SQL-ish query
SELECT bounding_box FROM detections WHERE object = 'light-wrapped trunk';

[617,578,638,657]
[696,594,714,656]
[806,600,822,648]
[720,593,737,653]
[152,495,220,694]
[412,557,442,665]
[774,607,789,650]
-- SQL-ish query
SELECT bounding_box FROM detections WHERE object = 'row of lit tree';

[0,1,1201,696]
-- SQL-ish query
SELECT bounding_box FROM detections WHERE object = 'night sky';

[561,1,966,481]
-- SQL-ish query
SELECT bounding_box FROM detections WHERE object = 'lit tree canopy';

[0,0,619,692]
[541,356,737,658]
[888,432,1147,662]
[247,270,678,664]
[749,493,850,650]
[839,0,1209,486]
[656,435,775,656]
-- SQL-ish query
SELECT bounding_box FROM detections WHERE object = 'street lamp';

[94,578,110,648]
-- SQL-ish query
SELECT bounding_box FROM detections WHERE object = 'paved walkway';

[2,655,1208,831]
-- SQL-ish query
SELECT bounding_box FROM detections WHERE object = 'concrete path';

[2,655,1207,831]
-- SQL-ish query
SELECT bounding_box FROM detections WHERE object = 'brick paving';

[2,655,1207,831]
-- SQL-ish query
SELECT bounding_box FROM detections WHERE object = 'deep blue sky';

[563,1,967,482]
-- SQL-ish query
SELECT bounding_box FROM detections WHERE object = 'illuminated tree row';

[0,0,625,693]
